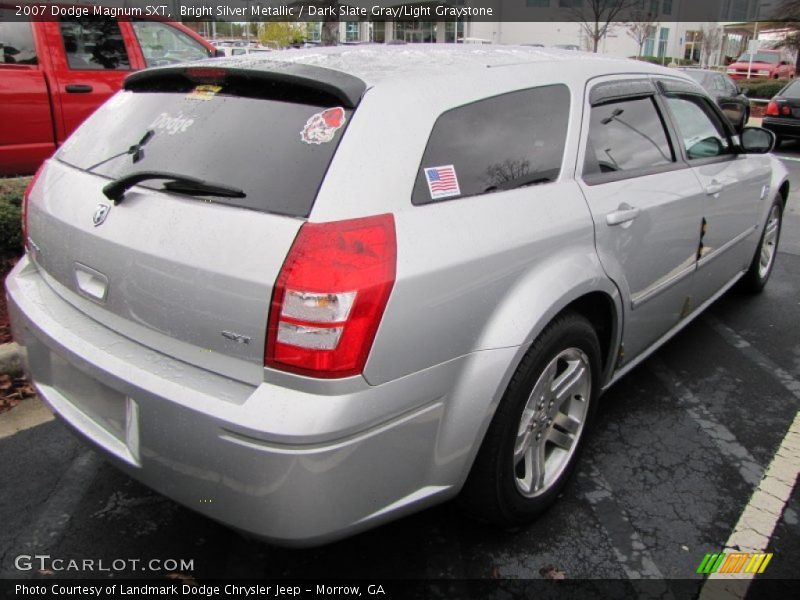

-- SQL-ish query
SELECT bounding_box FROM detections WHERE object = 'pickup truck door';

[0,14,56,175]
[657,81,768,304]
[41,18,140,143]
[577,78,706,366]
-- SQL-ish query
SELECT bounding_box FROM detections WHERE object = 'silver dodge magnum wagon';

[6,46,788,546]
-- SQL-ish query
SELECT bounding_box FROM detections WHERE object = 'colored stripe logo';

[697,552,773,574]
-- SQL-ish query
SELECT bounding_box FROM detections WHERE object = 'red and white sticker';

[301,107,346,145]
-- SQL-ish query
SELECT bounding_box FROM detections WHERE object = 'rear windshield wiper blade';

[102,171,246,205]
[87,129,155,172]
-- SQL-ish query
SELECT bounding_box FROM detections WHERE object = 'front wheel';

[458,312,601,526]
[740,199,783,293]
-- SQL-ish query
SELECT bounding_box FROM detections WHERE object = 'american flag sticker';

[424,165,461,200]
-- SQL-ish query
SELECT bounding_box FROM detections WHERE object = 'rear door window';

[60,18,131,71]
[583,97,675,177]
[412,85,570,205]
[56,77,351,217]
[0,12,37,65]
[131,21,210,67]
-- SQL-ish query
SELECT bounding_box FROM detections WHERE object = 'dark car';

[678,68,750,132]
[762,79,800,147]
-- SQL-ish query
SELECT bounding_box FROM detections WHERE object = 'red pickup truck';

[0,7,216,176]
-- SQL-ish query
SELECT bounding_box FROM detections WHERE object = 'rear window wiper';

[102,171,246,205]
[87,129,155,172]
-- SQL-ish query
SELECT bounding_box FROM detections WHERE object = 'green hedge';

[738,79,790,99]
[0,177,30,257]
[631,56,696,66]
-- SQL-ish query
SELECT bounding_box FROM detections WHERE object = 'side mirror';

[687,136,725,159]
[740,127,775,153]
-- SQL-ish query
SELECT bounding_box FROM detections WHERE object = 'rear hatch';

[26,62,364,385]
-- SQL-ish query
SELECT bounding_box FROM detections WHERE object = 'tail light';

[21,163,45,250]
[781,105,792,116]
[765,101,780,116]
[266,214,396,378]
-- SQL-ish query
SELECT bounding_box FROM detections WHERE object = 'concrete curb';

[0,342,22,375]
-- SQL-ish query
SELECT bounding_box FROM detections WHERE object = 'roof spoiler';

[124,61,367,109]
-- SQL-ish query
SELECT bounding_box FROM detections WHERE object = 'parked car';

[0,4,217,176]
[677,68,750,131]
[762,78,800,147]
[215,46,272,57]
[7,46,787,547]
[727,49,796,80]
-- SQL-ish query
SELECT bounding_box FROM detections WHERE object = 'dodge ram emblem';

[93,204,110,227]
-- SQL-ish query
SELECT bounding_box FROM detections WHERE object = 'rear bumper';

[6,255,516,546]
[762,117,800,139]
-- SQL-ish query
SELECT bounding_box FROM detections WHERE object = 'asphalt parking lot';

[1,147,799,592]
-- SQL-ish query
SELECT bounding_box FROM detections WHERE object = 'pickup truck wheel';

[740,199,782,293]
[459,311,601,526]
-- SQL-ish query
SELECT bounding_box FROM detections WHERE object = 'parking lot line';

[689,315,800,598]
[704,316,800,401]
[698,410,800,600]
[647,359,764,487]
[577,465,665,579]
[0,450,101,578]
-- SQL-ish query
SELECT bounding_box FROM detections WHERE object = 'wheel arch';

[441,257,624,492]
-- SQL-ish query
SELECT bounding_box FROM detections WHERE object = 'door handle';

[65,84,93,94]
[606,204,640,226]
[705,181,723,196]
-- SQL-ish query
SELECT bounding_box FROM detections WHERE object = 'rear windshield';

[736,52,780,64]
[781,80,800,98]
[56,83,352,217]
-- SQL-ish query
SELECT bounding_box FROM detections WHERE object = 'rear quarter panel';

[311,65,620,387]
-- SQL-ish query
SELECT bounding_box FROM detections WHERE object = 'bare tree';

[296,1,339,45]
[624,9,657,59]
[565,0,638,53]
[700,24,723,67]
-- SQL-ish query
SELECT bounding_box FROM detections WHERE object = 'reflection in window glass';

[665,96,729,159]
[60,19,130,70]
[583,97,674,175]
[781,80,800,99]
[0,13,37,65]
[412,85,570,205]
[132,21,210,67]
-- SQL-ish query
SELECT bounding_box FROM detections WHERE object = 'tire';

[740,199,783,293]
[458,311,601,526]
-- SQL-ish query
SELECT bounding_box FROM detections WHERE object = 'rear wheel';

[459,312,601,526]
[740,199,782,293]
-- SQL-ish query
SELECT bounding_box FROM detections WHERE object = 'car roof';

[196,44,679,87]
